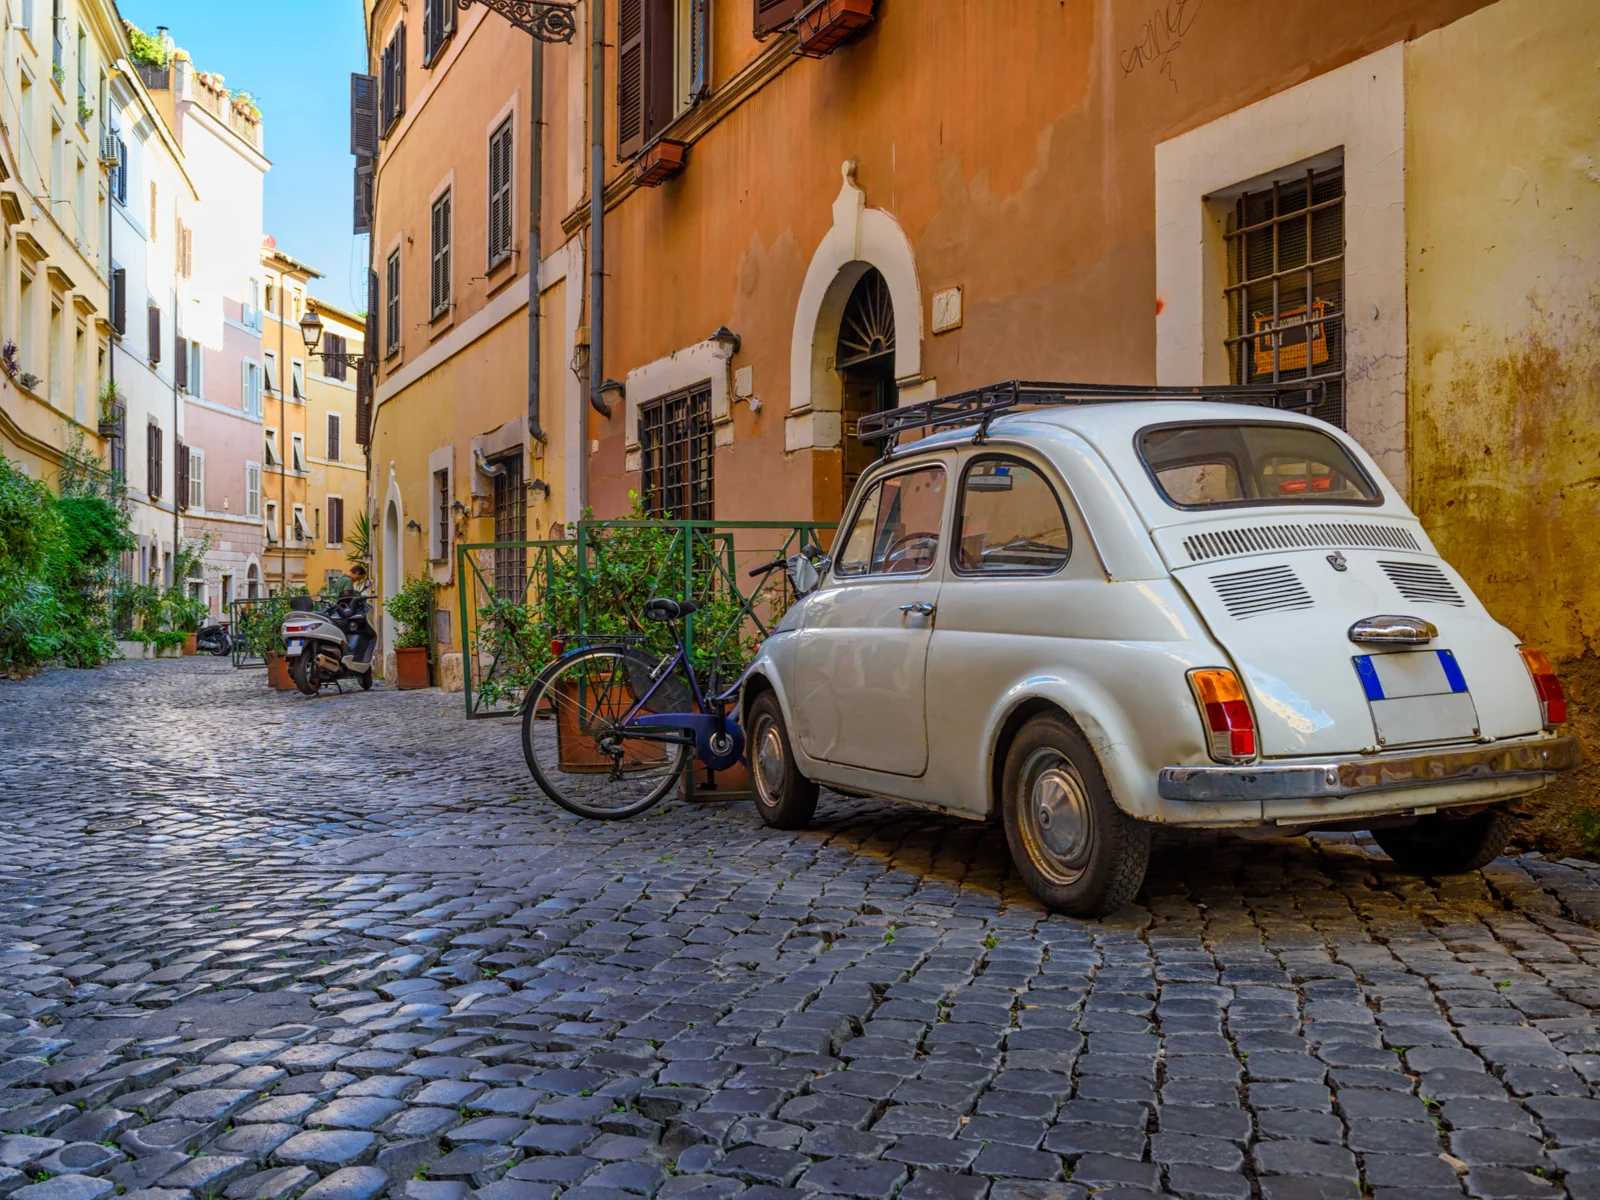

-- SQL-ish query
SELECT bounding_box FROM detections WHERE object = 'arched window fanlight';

[837,269,895,370]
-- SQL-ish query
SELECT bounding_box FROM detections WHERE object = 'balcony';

[135,62,171,91]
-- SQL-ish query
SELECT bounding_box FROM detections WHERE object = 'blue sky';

[118,0,369,312]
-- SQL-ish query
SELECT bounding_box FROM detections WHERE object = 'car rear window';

[1137,422,1381,509]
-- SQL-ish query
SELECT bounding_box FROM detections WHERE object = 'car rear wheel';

[749,690,818,830]
[1002,713,1149,916]
[1371,806,1516,875]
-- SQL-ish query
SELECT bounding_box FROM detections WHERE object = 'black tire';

[359,671,374,691]
[748,689,818,830]
[1001,713,1150,917]
[522,646,689,820]
[291,653,320,696]
[1372,806,1516,875]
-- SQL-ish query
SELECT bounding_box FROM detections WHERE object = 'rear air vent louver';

[1380,560,1464,606]
[1211,564,1314,620]
[1183,521,1422,563]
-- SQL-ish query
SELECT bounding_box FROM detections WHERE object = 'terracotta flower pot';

[183,633,198,656]
[395,645,432,690]
[680,758,753,802]
[266,651,295,691]
[551,678,667,773]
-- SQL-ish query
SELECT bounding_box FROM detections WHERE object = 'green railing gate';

[456,519,835,719]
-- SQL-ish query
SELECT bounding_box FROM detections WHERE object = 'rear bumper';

[1158,735,1581,804]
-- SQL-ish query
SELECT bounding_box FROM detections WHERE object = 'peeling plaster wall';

[1406,0,1600,835]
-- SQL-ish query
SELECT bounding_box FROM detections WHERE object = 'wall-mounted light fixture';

[599,378,626,411]
[406,519,422,533]
[451,500,469,517]
[708,325,741,355]
[529,478,551,501]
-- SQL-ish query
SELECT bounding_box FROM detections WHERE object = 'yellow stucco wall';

[1407,0,1600,834]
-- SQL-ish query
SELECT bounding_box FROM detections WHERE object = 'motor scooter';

[280,592,378,694]
[194,621,232,657]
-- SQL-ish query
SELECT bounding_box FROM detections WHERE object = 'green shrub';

[386,575,435,651]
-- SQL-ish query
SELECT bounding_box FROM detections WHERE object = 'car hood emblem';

[1326,552,1348,572]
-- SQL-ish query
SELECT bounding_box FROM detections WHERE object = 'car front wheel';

[1002,713,1149,916]
[748,690,818,830]
[1371,806,1516,875]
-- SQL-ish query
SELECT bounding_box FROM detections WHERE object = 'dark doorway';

[837,268,897,505]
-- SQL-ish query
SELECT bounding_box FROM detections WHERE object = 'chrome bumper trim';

[1159,736,1581,803]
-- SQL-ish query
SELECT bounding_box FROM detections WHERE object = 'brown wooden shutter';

[354,158,374,235]
[616,0,646,158]
[175,440,189,511]
[422,0,434,63]
[442,0,456,38]
[355,362,373,446]
[379,46,393,131]
[754,0,806,35]
[148,306,161,364]
[174,337,188,391]
[644,0,674,141]
[112,268,126,334]
[329,497,344,546]
[350,73,378,156]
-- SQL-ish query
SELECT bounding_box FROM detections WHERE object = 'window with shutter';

[111,268,126,334]
[113,137,127,203]
[181,225,192,278]
[147,305,160,364]
[350,73,378,157]
[423,0,455,65]
[354,158,374,235]
[174,338,188,391]
[430,190,452,317]
[488,119,514,267]
[148,424,162,501]
[328,497,344,546]
[245,462,261,517]
[754,0,806,35]
[262,350,279,395]
[327,413,341,462]
[396,25,406,119]
[380,25,405,135]
[689,0,711,103]
[617,0,646,158]
[188,448,204,511]
[356,363,373,446]
[175,440,189,511]
[291,360,305,401]
[386,251,401,354]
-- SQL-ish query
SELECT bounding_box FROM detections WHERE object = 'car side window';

[955,456,1071,574]
[834,465,947,577]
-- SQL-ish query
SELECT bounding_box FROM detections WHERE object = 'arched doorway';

[382,501,401,648]
[837,267,897,504]
[246,563,261,599]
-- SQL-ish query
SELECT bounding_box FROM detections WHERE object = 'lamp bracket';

[457,0,579,42]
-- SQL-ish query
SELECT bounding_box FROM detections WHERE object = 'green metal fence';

[456,519,835,719]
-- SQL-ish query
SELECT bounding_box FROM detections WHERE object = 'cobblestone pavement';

[6,662,1600,1200]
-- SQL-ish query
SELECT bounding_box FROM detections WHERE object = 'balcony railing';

[135,62,170,91]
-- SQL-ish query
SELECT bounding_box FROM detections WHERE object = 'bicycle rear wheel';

[522,646,690,819]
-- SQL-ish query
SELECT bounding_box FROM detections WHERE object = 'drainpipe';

[171,259,180,588]
[589,0,609,432]
[278,277,287,589]
[527,38,545,444]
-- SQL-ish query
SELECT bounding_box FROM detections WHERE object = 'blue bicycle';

[520,551,823,820]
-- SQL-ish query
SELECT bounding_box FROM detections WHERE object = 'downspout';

[527,37,545,443]
[171,260,180,587]
[589,0,610,435]
[278,275,286,589]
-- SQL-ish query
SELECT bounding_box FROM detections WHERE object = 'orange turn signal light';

[1188,668,1257,764]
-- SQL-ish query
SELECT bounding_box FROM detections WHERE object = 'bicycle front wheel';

[522,647,690,820]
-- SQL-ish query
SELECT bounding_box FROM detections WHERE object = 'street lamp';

[299,310,368,371]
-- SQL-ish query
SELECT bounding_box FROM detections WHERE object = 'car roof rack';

[855,379,1327,449]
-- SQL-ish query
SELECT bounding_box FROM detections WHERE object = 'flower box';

[633,140,688,187]
[794,0,875,57]
[395,645,432,690]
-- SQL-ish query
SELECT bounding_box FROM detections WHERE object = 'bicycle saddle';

[642,598,702,622]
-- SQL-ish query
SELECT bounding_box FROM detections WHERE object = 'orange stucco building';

[361,0,1600,809]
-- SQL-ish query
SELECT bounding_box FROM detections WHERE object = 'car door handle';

[900,602,936,616]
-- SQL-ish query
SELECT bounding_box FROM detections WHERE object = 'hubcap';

[1022,751,1093,883]
[755,720,785,802]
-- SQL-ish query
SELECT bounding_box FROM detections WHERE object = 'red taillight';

[550,637,565,659]
[1188,668,1257,763]
[1520,646,1567,728]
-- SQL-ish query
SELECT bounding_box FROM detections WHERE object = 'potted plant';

[386,574,435,689]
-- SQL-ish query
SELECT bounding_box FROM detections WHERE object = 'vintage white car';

[740,382,1580,916]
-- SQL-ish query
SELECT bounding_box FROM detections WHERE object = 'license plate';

[286,640,304,654]
[1353,650,1480,748]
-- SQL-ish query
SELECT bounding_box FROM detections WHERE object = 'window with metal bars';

[1224,162,1345,427]
[639,383,714,520]
[492,453,526,599]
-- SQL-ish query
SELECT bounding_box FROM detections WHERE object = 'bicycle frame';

[549,628,750,773]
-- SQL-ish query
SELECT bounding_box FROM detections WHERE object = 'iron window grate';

[1224,164,1346,428]
[492,453,526,600]
[640,384,714,521]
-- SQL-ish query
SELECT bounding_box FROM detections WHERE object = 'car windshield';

[1137,422,1380,509]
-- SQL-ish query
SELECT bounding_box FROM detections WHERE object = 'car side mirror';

[788,554,828,595]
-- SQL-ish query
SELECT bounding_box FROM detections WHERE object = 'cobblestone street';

[6,662,1600,1200]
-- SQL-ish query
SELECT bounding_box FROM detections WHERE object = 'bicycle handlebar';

[748,556,788,578]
